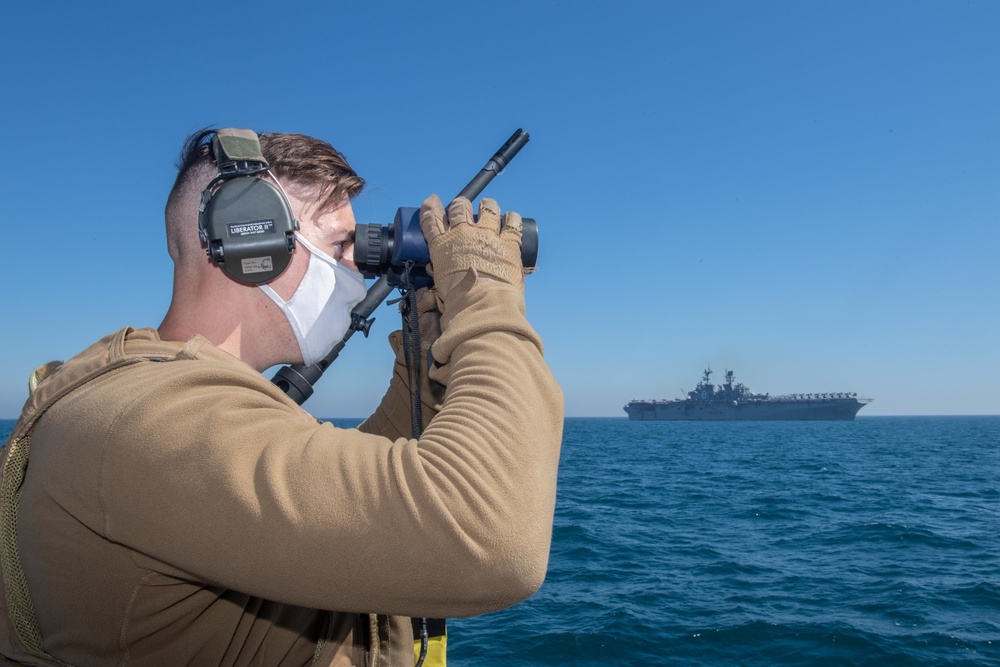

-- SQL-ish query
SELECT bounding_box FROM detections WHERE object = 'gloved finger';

[476,198,502,234]
[500,210,523,245]
[420,194,446,244]
[446,196,475,230]
[415,287,440,315]
[416,288,443,339]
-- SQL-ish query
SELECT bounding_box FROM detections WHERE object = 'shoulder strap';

[0,345,152,663]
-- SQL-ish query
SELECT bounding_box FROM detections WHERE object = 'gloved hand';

[408,287,442,345]
[399,285,443,385]
[358,288,447,439]
[419,195,524,305]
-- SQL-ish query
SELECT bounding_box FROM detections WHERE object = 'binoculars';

[353,206,537,288]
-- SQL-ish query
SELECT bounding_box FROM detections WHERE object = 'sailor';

[0,129,564,665]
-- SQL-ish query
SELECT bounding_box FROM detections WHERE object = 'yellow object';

[414,631,447,667]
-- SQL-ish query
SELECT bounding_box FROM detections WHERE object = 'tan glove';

[358,287,447,439]
[419,195,525,304]
[397,285,445,406]
[402,287,442,354]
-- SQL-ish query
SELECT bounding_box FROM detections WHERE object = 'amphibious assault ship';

[624,368,872,421]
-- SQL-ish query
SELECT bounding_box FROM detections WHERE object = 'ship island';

[624,367,872,421]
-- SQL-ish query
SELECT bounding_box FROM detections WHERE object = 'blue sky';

[2,1,997,417]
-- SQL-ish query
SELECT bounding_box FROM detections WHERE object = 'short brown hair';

[169,128,364,211]
[259,132,365,209]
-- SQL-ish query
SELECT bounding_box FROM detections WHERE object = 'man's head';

[160,129,367,369]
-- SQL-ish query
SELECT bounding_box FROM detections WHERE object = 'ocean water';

[2,416,998,665]
[447,417,1000,666]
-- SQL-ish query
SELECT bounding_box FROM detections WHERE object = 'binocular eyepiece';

[354,207,538,287]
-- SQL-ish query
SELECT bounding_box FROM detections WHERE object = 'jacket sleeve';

[81,279,563,619]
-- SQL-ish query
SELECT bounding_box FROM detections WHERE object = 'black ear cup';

[197,129,298,285]
[199,176,297,284]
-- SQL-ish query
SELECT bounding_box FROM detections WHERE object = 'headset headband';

[212,128,270,177]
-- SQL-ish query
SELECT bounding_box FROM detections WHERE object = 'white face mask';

[260,232,367,367]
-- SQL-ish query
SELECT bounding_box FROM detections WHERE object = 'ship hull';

[624,398,870,421]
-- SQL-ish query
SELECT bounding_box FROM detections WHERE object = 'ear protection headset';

[198,128,299,284]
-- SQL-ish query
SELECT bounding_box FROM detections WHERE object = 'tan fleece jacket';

[0,280,563,666]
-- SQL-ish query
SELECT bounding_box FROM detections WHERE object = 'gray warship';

[624,367,872,421]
